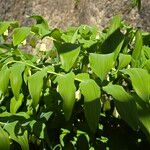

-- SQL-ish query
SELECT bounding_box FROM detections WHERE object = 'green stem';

[4,60,82,82]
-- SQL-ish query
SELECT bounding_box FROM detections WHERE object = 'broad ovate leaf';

[103,84,139,130]
[144,60,150,73]
[55,43,80,72]
[80,79,100,102]
[56,72,76,120]
[13,27,31,46]
[122,68,150,102]
[89,53,114,81]
[30,15,50,37]
[75,73,90,81]
[143,46,150,59]
[118,53,131,69]
[10,93,24,114]
[131,31,143,67]
[0,126,10,150]
[0,22,10,35]
[80,79,101,132]
[4,121,29,150]
[28,69,47,108]
[10,64,25,100]
[0,66,10,95]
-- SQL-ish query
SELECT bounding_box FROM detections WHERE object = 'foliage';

[0,15,150,149]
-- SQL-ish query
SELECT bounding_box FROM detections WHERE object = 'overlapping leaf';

[10,64,25,100]
[30,15,50,37]
[4,121,29,150]
[131,31,143,67]
[0,126,10,150]
[0,22,10,35]
[122,68,150,102]
[55,43,80,72]
[10,93,24,114]
[89,53,114,81]
[103,84,139,130]
[13,27,31,46]
[28,69,47,108]
[80,79,101,132]
[0,66,10,95]
[118,53,131,69]
[56,72,76,120]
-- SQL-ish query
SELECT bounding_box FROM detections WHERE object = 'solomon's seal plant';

[0,15,150,149]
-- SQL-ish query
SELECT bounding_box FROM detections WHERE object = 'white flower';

[75,90,81,101]
[4,30,8,36]
[40,43,47,51]
[22,39,26,45]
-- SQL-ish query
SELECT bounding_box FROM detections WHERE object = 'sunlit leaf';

[13,27,31,46]
[103,84,139,130]
[80,79,100,102]
[28,69,47,108]
[10,93,24,114]
[106,15,122,37]
[0,22,10,35]
[89,53,114,81]
[122,68,150,102]
[0,66,10,95]
[75,73,90,81]
[144,60,150,73]
[118,53,131,69]
[55,43,80,72]
[56,72,76,120]
[10,64,25,100]
[4,121,29,150]
[131,31,143,67]
[143,46,150,59]
[30,15,50,36]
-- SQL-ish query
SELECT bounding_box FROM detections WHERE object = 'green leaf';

[4,121,29,150]
[49,28,63,42]
[0,22,10,35]
[0,67,10,95]
[89,53,114,81]
[28,70,47,108]
[75,73,90,81]
[55,43,80,72]
[80,79,100,102]
[114,39,124,60]
[84,99,101,133]
[101,29,124,54]
[80,79,101,132]
[144,60,150,73]
[13,27,31,46]
[131,31,143,67]
[30,15,50,37]
[56,72,76,120]
[33,122,46,139]
[143,46,150,59]
[122,68,150,102]
[132,0,141,10]
[118,53,131,69]
[10,94,24,114]
[10,64,25,100]
[0,126,10,150]
[103,84,139,130]
[136,100,150,142]
[106,15,122,37]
